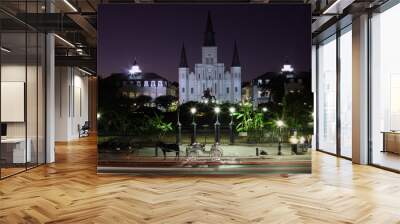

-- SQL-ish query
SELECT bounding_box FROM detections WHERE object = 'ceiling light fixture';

[63,0,78,12]
[322,0,353,15]
[1,47,11,53]
[78,67,93,76]
[54,34,75,48]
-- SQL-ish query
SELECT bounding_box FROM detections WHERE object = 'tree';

[134,95,152,107]
[155,95,177,111]
[282,91,313,136]
[149,113,173,140]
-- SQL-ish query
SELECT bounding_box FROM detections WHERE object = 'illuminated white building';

[107,61,173,100]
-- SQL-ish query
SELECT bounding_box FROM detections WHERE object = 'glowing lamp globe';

[128,64,142,75]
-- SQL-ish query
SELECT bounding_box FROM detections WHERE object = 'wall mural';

[97,4,313,174]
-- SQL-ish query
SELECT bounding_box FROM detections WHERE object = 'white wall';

[55,67,89,141]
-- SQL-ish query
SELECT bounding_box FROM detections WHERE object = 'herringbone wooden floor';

[1,136,400,224]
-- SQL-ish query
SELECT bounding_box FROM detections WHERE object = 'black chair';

[79,121,90,138]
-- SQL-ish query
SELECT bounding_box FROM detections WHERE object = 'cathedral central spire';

[203,12,216,46]
[179,43,188,68]
[232,41,240,67]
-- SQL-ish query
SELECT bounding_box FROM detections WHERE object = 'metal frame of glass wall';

[0,1,47,179]
[315,21,353,160]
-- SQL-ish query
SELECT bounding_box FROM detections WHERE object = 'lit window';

[151,81,156,87]
[258,79,262,85]
[158,81,163,87]
[144,81,149,87]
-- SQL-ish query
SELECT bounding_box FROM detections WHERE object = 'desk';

[1,138,31,163]
[382,132,400,154]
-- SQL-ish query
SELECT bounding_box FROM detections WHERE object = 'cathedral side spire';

[231,41,240,67]
[203,11,216,46]
[179,43,188,68]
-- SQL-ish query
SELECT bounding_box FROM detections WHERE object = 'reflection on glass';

[318,36,337,154]
[340,29,352,158]
[371,4,400,170]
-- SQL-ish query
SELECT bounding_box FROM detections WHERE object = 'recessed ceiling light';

[54,34,75,48]
[63,0,78,12]
[78,67,93,76]
[1,47,11,53]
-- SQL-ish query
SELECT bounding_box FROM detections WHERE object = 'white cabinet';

[1,138,32,163]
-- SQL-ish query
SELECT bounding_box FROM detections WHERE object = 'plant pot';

[238,132,248,137]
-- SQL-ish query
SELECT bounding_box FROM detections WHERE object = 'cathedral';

[179,12,242,104]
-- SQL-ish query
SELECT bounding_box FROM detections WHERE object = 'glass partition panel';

[27,30,38,169]
[0,1,46,178]
[339,28,352,158]
[1,30,28,177]
[317,35,337,154]
[37,32,46,165]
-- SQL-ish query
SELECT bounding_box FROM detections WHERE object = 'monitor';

[1,123,7,137]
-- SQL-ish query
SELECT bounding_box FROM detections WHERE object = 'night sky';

[98,4,311,81]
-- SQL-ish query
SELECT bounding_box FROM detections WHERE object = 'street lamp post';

[214,107,221,143]
[176,104,181,145]
[229,107,235,144]
[191,107,197,144]
[276,120,284,155]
